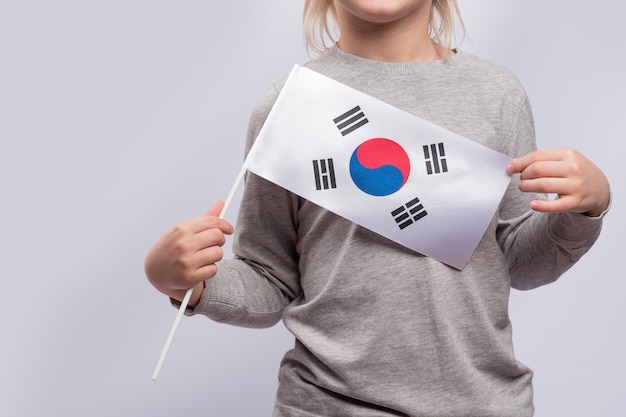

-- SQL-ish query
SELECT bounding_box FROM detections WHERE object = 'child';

[145,1,610,415]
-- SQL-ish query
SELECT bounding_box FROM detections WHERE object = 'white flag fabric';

[244,65,512,270]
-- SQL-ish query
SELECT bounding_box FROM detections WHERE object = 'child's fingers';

[205,200,225,217]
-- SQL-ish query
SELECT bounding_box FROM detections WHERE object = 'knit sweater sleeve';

[189,81,302,328]
[496,96,605,290]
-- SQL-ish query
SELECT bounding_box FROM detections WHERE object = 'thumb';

[205,200,225,218]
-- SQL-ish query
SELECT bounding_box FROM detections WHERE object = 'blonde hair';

[303,0,465,54]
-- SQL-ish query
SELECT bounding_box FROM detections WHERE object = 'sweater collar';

[321,44,464,75]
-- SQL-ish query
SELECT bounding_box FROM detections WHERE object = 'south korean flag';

[244,65,512,269]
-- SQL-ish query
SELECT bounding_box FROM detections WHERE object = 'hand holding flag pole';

[151,166,247,381]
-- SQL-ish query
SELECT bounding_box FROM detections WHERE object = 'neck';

[335,5,449,63]
[337,32,448,63]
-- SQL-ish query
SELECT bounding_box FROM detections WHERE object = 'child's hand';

[507,148,610,217]
[144,200,235,306]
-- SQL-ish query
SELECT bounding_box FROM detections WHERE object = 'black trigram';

[423,143,448,175]
[333,105,369,136]
[391,197,427,230]
[313,159,337,190]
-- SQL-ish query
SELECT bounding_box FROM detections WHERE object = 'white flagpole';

[152,165,247,381]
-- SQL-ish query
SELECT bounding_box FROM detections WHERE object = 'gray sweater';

[191,47,603,416]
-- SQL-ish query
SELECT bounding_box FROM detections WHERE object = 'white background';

[0,1,623,416]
